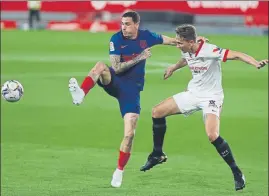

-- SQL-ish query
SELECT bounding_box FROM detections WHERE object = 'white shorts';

[173,91,223,118]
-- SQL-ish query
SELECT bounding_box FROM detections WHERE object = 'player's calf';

[140,113,168,172]
[121,113,138,152]
[205,113,245,190]
[151,101,177,156]
[120,134,135,153]
[117,113,137,171]
[140,98,182,172]
[151,117,166,155]
[151,105,168,156]
[111,113,138,188]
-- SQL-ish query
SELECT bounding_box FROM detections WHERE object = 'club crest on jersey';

[140,40,147,49]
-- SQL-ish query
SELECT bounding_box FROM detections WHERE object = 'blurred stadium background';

[1,1,268,196]
[1,1,268,34]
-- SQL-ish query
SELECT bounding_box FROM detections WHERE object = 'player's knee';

[94,61,106,71]
[207,130,219,142]
[124,113,139,130]
[89,61,107,77]
[95,61,105,67]
[152,107,163,118]
[128,113,139,124]
[205,114,219,142]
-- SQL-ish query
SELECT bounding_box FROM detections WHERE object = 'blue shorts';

[97,67,141,117]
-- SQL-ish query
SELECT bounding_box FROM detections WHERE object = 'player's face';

[175,37,195,53]
[121,17,139,39]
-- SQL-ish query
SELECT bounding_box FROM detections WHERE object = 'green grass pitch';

[1,30,268,196]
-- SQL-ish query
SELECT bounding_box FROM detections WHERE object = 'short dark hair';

[175,24,197,41]
[122,11,140,23]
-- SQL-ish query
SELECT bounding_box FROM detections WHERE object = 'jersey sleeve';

[204,44,229,62]
[109,34,121,55]
[147,30,163,46]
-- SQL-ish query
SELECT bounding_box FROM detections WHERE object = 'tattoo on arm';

[110,53,146,74]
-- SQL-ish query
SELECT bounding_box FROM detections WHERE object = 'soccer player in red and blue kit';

[68,11,207,188]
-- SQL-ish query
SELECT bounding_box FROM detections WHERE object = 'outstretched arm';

[227,50,268,69]
[110,48,151,74]
[161,35,177,45]
[164,58,188,80]
[161,35,209,45]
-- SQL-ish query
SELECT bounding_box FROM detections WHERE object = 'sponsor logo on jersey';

[189,66,208,71]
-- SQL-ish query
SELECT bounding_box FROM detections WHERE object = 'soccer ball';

[1,80,24,102]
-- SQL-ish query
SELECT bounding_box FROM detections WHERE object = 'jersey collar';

[195,40,205,57]
[121,30,140,41]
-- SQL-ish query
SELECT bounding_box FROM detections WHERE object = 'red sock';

[80,76,95,95]
[117,151,131,170]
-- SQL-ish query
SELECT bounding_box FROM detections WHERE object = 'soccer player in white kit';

[140,24,268,191]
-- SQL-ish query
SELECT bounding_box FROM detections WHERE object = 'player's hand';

[257,59,268,69]
[197,36,209,43]
[141,48,152,60]
[164,66,174,80]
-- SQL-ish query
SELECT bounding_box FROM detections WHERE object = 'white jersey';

[181,41,229,98]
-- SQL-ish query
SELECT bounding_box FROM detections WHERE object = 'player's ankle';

[117,166,124,170]
[116,167,124,172]
[152,149,163,156]
[231,165,241,174]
